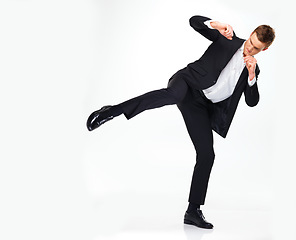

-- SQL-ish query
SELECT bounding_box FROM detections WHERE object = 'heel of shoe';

[184,219,195,225]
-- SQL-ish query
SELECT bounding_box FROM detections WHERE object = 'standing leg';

[178,89,215,229]
[178,90,215,205]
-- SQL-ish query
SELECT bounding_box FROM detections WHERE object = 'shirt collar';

[239,41,245,52]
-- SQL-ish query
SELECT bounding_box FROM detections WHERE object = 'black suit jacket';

[182,15,260,138]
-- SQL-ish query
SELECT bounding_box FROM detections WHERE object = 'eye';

[250,39,259,50]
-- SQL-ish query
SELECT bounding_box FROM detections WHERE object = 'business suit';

[186,16,260,138]
[112,15,260,205]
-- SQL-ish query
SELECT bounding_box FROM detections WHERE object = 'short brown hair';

[253,25,275,48]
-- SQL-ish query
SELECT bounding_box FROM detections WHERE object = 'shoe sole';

[86,112,113,131]
[184,219,213,229]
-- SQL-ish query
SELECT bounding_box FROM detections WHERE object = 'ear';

[262,47,268,51]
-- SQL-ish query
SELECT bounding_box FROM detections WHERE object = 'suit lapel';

[232,37,245,53]
[234,67,248,92]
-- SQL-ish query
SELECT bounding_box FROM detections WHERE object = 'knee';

[205,150,215,165]
[196,149,215,168]
[166,77,188,102]
[165,86,186,103]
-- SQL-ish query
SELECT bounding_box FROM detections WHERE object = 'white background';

[0,0,295,239]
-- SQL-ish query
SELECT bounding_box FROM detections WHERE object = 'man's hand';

[244,56,257,80]
[210,21,233,40]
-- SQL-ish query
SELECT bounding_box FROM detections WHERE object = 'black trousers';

[120,72,215,205]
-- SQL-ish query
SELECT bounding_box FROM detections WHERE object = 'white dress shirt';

[202,20,257,103]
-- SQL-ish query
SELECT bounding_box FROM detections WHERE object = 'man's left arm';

[244,58,260,107]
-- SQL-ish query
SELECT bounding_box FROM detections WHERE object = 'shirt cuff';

[204,20,215,29]
[248,75,257,86]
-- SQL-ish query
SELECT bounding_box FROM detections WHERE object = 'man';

[86,15,275,229]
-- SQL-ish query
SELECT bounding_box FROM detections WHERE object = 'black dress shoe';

[86,106,114,131]
[184,210,214,229]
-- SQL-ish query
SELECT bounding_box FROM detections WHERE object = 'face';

[243,32,268,56]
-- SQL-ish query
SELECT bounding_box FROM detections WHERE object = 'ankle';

[187,203,200,213]
[110,104,123,117]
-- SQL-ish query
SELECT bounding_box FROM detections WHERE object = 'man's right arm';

[189,16,220,42]
[208,21,234,40]
[189,15,234,41]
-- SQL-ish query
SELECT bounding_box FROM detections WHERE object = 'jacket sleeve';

[244,65,260,107]
[189,15,220,42]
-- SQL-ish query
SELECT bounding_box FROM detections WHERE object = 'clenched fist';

[210,21,234,40]
[244,56,257,80]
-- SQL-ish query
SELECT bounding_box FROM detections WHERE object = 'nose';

[248,47,253,54]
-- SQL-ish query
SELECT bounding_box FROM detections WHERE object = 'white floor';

[86,192,272,240]
[89,194,272,240]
